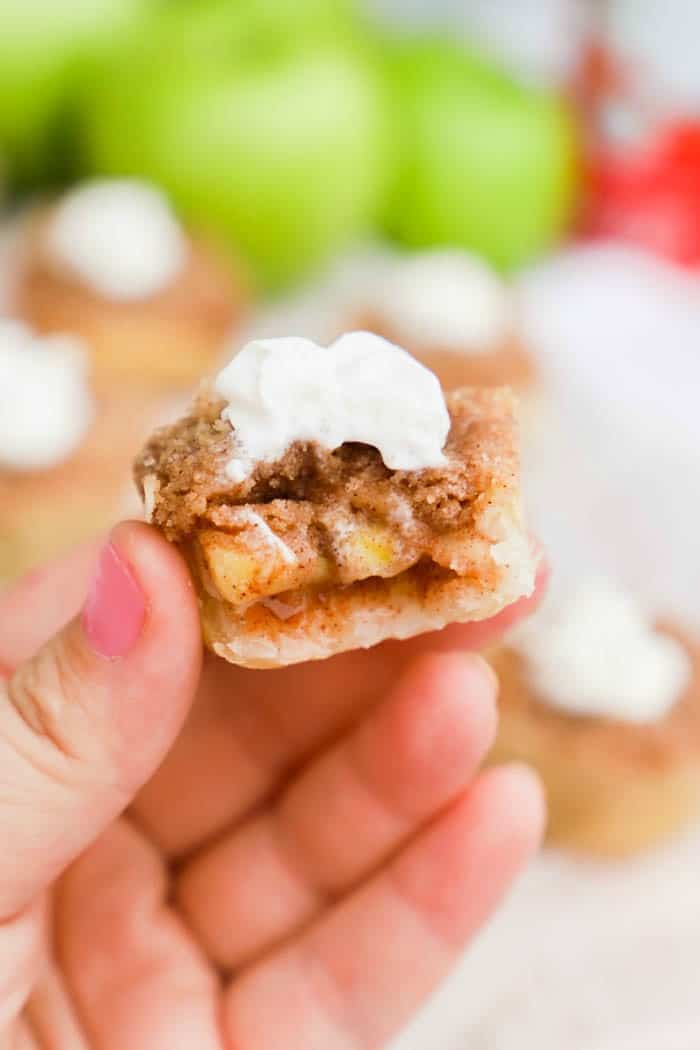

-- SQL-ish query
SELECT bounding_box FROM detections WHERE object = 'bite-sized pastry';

[0,320,167,579]
[488,579,700,857]
[338,248,537,395]
[12,179,248,391]
[135,331,535,668]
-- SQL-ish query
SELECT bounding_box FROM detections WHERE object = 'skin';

[0,522,546,1049]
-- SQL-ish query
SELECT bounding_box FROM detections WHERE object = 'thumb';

[0,521,202,920]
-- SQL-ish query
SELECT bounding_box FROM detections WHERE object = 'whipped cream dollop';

[47,178,187,301]
[368,250,511,352]
[215,331,450,478]
[0,320,93,471]
[512,579,692,723]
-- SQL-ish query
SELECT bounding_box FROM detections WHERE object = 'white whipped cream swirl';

[368,249,511,352]
[215,331,450,478]
[512,579,692,723]
[0,321,93,471]
[47,178,187,301]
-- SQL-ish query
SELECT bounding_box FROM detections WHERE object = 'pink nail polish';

[83,543,146,660]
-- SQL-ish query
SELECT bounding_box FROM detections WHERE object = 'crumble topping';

[135,386,519,548]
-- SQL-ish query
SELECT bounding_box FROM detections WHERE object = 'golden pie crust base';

[135,386,535,668]
[12,208,247,392]
[487,632,700,857]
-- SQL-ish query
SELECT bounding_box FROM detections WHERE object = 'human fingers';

[223,764,545,1050]
[132,556,547,860]
[0,538,101,673]
[176,653,497,969]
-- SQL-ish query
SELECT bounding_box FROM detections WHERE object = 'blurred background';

[1,1,699,1047]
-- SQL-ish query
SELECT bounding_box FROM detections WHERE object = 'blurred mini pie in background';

[487,578,700,857]
[135,331,535,668]
[242,245,538,407]
[0,320,172,580]
[11,179,248,392]
[337,247,538,396]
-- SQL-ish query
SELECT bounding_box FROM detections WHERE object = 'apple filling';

[190,505,450,612]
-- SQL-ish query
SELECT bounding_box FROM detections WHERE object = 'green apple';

[181,0,362,49]
[80,4,390,288]
[0,0,149,185]
[114,0,363,68]
[383,39,579,270]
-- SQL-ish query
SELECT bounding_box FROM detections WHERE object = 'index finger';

[131,555,548,859]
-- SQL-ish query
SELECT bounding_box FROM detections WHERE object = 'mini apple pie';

[135,332,535,668]
[488,580,700,857]
[13,179,247,392]
[337,248,537,395]
[0,321,168,580]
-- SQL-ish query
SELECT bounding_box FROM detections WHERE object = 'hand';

[0,522,546,1049]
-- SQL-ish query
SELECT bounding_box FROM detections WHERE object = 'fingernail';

[82,543,146,660]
